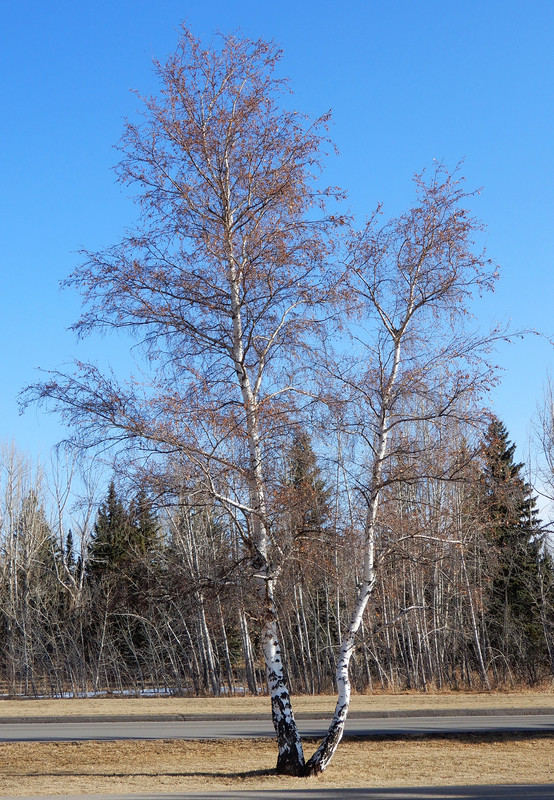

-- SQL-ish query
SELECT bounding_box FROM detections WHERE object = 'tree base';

[275,750,306,776]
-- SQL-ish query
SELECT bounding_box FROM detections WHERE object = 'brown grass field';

[0,735,553,795]
[0,691,553,795]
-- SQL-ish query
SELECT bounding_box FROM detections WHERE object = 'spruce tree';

[86,480,160,681]
[87,480,133,577]
[16,490,61,580]
[129,487,159,556]
[287,431,331,540]
[88,481,159,576]
[480,417,546,676]
[65,529,75,571]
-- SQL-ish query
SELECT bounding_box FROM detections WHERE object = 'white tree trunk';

[305,563,376,774]
[226,243,306,773]
[306,322,404,774]
[261,584,305,774]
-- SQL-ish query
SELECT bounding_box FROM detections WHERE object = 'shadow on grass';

[4,768,277,779]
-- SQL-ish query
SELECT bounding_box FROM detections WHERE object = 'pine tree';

[479,417,547,676]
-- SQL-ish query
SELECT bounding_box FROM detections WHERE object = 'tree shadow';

[5,767,276,779]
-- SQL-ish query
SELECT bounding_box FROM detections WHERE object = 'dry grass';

[0,734,552,795]
[0,693,552,795]
[0,688,553,719]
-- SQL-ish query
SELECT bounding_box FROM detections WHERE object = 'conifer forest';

[3,24,554,775]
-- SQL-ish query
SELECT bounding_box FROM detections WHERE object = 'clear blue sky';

[2,1,553,489]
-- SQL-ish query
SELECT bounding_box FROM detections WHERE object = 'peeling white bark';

[305,556,376,774]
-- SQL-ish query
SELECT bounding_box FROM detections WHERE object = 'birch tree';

[304,167,499,773]
[24,26,340,775]
[22,23,508,775]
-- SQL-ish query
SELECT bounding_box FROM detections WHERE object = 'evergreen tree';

[129,487,159,556]
[88,481,159,576]
[287,431,331,540]
[15,490,61,579]
[86,480,160,684]
[87,481,133,576]
[479,417,547,676]
[65,529,75,571]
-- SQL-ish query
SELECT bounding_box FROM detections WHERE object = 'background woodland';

[1,414,553,698]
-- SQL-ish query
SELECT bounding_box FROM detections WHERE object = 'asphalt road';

[1,785,554,799]
[0,714,552,742]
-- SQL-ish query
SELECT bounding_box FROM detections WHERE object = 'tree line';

[1,417,552,700]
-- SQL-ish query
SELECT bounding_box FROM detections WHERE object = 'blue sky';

[2,1,553,494]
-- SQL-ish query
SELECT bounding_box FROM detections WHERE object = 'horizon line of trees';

[1,415,553,699]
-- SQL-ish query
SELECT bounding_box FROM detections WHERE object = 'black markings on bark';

[304,702,348,776]
[272,692,305,776]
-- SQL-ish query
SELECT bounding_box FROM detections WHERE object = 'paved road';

[0,714,552,742]
[1,785,554,799]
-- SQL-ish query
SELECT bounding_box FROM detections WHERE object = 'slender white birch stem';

[226,214,305,773]
[306,320,406,774]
